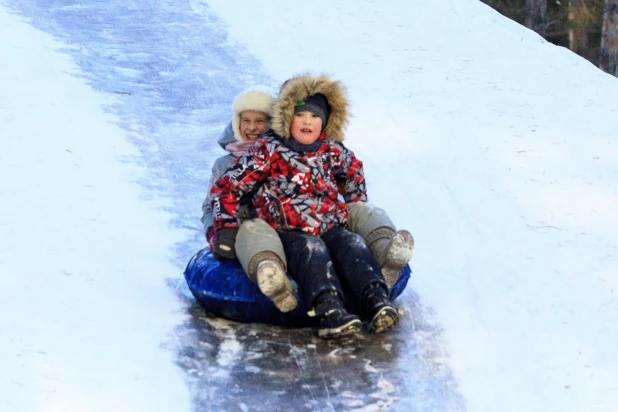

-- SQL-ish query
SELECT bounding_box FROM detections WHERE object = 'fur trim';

[272,73,349,142]
[232,86,276,141]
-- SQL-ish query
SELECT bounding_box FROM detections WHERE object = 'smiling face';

[239,110,270,141]
[290,111,323,144]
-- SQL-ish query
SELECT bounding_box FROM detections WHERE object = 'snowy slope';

[2,0,618,411]
[200,0,618,410]
[0,7,190,412]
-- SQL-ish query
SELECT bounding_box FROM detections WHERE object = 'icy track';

[4,0,618,411]
[2,1,463,411]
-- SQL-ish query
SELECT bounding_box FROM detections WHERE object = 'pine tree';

[600,0,618,75]
[526,0,548,36]
[568,0,591,57]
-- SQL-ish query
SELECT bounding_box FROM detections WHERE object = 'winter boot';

[361,283,400,333]
[368,228,414,289]
[309,291,362,339]
[256,259,297,313]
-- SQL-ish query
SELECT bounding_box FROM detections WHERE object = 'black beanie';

[294,93,330,129]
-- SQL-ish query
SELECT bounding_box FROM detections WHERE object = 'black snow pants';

[279,225,387,313]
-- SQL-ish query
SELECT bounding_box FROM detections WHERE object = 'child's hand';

[213,228,238,259]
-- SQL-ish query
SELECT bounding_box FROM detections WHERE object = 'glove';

[213,227,238,259]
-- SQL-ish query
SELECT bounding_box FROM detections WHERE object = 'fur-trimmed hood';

[272,74,349,142]
[231,86,276,141]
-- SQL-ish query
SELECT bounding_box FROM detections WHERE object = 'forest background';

[481,0,618,76]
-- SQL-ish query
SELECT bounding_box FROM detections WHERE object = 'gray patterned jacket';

[201,122,252,235]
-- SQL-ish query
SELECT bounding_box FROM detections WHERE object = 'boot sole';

[382,230,414,289]
[318,318,362,339]
[369,306,400,334]
[257,262,298,313]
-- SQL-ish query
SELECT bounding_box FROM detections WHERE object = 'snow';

[2,0,618,411]
[0,6,190,412]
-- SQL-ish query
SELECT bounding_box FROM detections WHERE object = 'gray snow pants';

[235,218,287,280]
[346,201,396,239]
[233,202,394,280]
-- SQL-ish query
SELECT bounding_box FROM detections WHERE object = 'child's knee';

[304,234,329,254]
[286,232,329,256]
[240,218,273,234]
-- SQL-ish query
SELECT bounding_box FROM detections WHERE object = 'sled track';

[7,1,465,410]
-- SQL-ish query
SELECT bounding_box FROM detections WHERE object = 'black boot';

[361,283,399,333]
[310,291,361,339]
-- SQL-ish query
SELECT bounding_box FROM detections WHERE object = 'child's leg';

[321,226,400,333]
[278,230,342,306]
[279,230,361,338]
[320,225,385,302]
[236,218,287,276]
[346,201,396,238]
[236,218,296,312]
[347,201,414,289]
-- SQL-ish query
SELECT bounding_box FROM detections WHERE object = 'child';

[215,94,414,290]
[201,86,298,313]
[210,74,407,338]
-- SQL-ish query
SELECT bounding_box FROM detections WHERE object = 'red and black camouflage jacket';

[210,130,367,236]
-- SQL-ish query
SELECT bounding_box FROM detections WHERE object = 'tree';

[600,0,618,75]
[526,0,548,36]
[568,0,591,57]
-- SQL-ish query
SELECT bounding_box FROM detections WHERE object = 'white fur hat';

[232,86,276,141]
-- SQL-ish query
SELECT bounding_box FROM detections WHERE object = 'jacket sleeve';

[210,140,272,230]
[200,167,218,236]
[336,146,368,203]
[200,156,234,236]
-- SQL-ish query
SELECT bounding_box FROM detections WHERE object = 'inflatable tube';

[184,247,412,326]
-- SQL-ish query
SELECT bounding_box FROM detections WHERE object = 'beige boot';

[368,228,414,289]
[255,259,298,313]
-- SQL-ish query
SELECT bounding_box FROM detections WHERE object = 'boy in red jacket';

[211,74,404,338]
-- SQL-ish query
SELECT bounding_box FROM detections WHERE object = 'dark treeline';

[480,0,618,77]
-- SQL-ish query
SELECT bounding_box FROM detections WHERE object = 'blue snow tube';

[184,247,412,326]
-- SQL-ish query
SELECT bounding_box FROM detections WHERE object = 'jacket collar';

[284,135,325,153]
